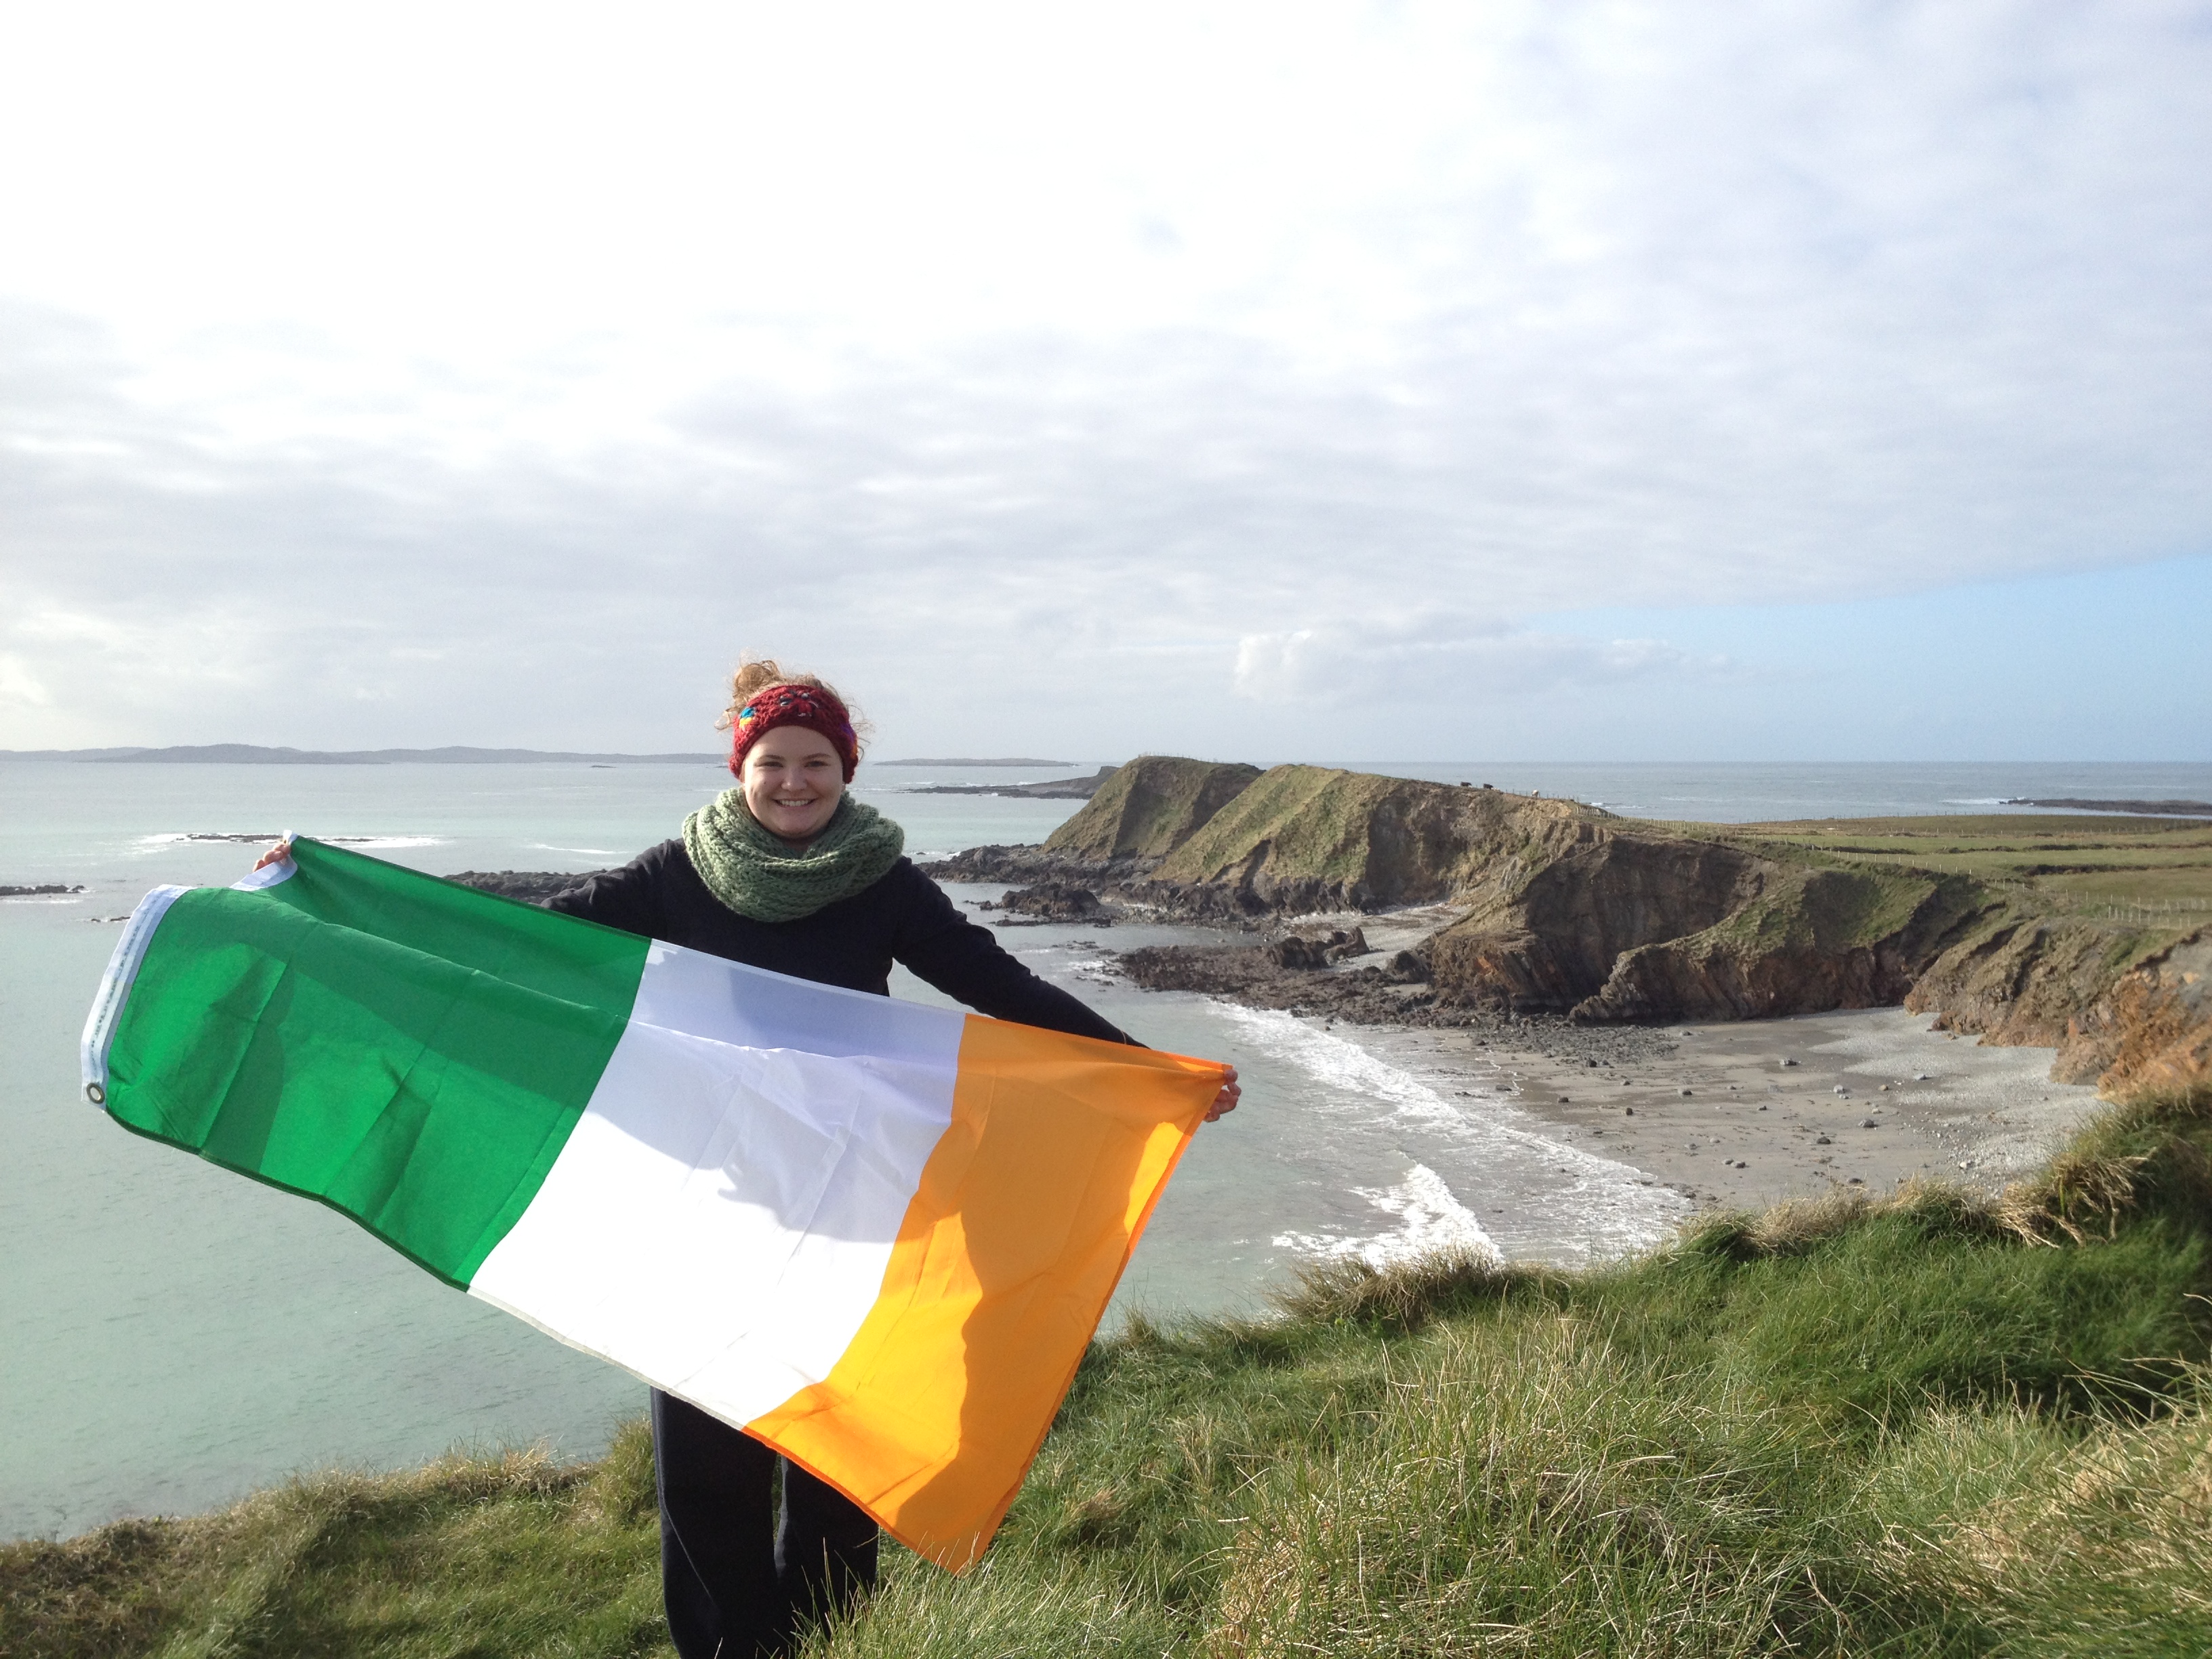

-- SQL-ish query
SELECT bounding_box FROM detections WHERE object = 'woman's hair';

[718,657,870,751]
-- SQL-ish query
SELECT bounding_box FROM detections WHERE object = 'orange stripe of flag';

[747,1015,1226,1568]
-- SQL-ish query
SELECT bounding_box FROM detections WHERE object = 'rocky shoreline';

[447,869,609,901]
[1999,796,2212,816]
[926,756,2212,1097]
[900,767,1115,800]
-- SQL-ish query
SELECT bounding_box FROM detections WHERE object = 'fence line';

[2098,899,2212,922]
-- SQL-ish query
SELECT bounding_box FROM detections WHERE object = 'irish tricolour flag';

[80,837,1224,1567]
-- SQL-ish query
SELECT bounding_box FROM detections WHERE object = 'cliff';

[960,756,2212,1095]
[1042,755,1263,859]
[1145,766,1588,911]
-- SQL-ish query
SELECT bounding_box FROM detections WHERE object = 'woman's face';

[739,724,847,844]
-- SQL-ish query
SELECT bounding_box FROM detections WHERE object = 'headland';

[917,755,2212,1101]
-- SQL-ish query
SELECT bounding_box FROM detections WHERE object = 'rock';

[1997,797,2212,817]
[1679,1088,1694,1097]
[995,882,1107,923]
[1780,1057,1799,1067]
[1384,949,1430,983]
[2046,929,2212,1095]
[908,766,1116,800]
[0,882,87,897]
[1816,1134,1832,1145]
[447,869,608,901]
[1623,1106,1635,1115]
[1861,1118,1877,1128]
[1264,928,1372,969]
[1266,935,1333,970]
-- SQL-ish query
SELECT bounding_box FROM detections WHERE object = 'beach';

[1354,1005,2100,1215]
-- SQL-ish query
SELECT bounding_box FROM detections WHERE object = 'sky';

[2,1,2207,762]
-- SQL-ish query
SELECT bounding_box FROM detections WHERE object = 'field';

[1718,815,2212,919]
[8,1083,2210,1658]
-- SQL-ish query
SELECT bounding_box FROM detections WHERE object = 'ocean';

[5,756,2207,1540]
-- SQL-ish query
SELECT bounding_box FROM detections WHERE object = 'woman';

[407,662,1231,1658]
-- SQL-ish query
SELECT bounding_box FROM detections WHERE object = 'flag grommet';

[85,1083,104,1105]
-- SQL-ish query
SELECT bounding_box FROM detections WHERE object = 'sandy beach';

[1391,1006,2104,1215]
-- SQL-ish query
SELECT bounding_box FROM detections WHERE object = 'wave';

[1274,1163,1502,1269]
[1212,1005,1688,1264]
[133,832,447,851]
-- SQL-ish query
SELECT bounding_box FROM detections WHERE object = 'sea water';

[5,757,2208,1538]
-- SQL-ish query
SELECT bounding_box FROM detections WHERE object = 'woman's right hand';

[252,838,294,872]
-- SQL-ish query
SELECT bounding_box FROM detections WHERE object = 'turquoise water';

[6,758,2207,1539]
[0,762,1102,1540]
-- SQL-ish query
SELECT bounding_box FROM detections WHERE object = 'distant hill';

[1,745,721,764]
[877,757,1077,767]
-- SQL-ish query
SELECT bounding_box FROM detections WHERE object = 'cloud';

[1232,620,1719,705]
[1,4,2207,757]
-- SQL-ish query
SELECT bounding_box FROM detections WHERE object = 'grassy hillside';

[12,1084,2211,1658]
[1043,756,1263,859]
[1153,766,1580,906]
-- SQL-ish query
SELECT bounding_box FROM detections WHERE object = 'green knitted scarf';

[682,790,905,923]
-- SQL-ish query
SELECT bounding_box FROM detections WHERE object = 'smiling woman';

[248,657,1240,1659]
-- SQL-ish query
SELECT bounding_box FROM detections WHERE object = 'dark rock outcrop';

[1266,928,1370,968]
[1429,831,1777,1012]
[1115,944,1458,1027]
[983,882,1109,923]
[446,869,607,902]
[908,767,1118,800]
[1998,798,2212,817]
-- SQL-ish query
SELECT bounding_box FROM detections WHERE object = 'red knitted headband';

[728,683,860,781]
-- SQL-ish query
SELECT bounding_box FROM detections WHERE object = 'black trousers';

[651,1389,880,1658]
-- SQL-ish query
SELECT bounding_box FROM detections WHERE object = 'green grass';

[1044,757,1263,859]
[11,1086,2211,1658]
[1719,817,2212,916]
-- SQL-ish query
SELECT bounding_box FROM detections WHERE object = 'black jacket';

[546,838,1132,1046]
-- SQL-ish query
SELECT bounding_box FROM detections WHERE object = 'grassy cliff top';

[1721,815,2212,914]
[1042,756,1263,859]
[1153,764,1589,893]
[12,1084,2209,1657]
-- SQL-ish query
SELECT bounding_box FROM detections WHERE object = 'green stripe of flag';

[102,840,651,1286]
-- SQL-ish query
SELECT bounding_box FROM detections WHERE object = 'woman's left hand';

[1204,1065,1240,1124]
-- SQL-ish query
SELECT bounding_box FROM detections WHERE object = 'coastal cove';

[3,757,2209,1542]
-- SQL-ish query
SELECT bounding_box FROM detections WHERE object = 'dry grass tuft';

[1198,1319,1860,1658]
[1931,1366,2212,1645]
[1269,1248,1538,1330]
[1996,1081,2212,1244]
